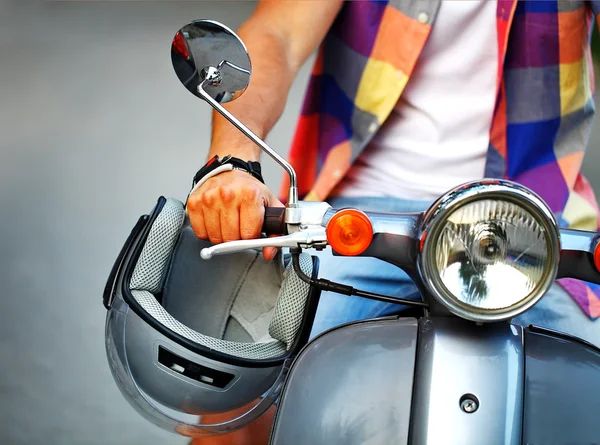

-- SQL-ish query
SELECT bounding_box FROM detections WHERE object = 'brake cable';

[290,248,429,309]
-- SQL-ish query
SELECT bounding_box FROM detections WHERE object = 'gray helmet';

[103,197,320,437]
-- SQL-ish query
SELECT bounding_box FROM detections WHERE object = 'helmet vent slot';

[158,346,235,388]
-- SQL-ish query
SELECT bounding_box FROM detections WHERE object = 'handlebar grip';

[262,207,287,235]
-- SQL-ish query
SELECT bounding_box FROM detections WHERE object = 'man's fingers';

[188,205,208,239]
[240,201,264,240]
[186,170,284,250]
[262,246,280,262]
[203,208,223,244]
[220,206,241,242]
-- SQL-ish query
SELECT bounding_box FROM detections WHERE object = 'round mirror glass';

[171,19,251,103]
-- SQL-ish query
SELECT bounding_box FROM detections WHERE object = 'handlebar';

[203,200,600,289]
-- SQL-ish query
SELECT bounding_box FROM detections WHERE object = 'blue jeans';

[309,196,600,347]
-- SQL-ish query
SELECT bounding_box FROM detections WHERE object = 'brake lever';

[200,226,328,260]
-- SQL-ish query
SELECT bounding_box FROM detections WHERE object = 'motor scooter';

[106,19,600,445]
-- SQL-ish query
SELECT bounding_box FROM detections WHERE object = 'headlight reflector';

[419,181,560,322]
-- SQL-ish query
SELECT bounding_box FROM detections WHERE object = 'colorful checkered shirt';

[280,0,600,319]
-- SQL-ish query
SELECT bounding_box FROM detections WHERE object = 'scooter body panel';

[409,318,524,445]
[522,327,600,443]
[272,317,528,445]
[269,318,419,445]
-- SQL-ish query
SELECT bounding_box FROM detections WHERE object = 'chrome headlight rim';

[418,179,561,323]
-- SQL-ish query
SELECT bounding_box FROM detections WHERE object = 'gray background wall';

[1,1,599,444]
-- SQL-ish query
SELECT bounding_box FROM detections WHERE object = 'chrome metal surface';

[366,211,422,237]
[557,228,600,282]
[201,66,222,86]
[200,227,327,259]
[297,201,331,226]
[410,317,524,445]
[217,59,251,76]
[356,212,424,286]
[196,84,299,211]
[284,201,301,225]
[171,19,251,103]
[418,179,561,322]
[270,318,418,445]
[560,228,599,251]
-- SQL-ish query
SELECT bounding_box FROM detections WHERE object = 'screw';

[460,394,479,413]
[201,66,222,85]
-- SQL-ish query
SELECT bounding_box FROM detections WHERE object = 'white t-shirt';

[336,0,499,200]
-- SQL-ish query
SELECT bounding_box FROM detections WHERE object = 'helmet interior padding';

[162,218,285,343]
[128,198,314,360]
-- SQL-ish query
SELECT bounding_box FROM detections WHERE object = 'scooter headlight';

[419,180,561,322]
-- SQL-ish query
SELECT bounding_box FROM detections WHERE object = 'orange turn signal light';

[326,209,373,256]
[594,240,600,273]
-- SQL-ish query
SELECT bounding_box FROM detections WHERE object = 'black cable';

[291,249,429,309]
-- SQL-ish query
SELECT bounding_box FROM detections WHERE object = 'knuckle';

[186,194,201,211]
[241,185,261,202]
[218,185,236,204]
[200,189,217,207]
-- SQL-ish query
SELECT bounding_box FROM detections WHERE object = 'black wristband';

[192,155,264,188]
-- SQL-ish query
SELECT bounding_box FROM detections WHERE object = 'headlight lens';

[419,181,560,322]
[436,199,547,310]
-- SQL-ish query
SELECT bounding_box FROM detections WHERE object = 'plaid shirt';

[280,0,600,319]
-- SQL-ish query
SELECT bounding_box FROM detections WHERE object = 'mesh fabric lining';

[129,198,314,359]
[132,290,287,359]
[268,254,313,349]
[130,199,185,293]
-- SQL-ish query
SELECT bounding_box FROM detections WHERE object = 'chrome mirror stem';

[197,76,300,223]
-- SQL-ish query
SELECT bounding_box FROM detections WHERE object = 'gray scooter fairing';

[522,325,600,444]
[269,317,418,445]
[270,316,600,445]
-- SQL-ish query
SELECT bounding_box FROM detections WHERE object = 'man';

[187,0,600,443]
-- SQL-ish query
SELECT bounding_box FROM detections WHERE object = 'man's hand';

[189,0,343,263]
[187,170,284,261]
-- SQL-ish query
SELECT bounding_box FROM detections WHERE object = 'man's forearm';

[207,18,296,162]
